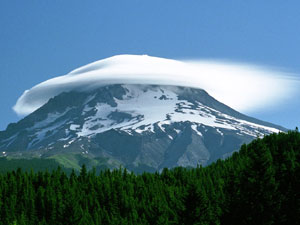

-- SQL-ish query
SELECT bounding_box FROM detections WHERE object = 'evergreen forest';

[0,130,299,225]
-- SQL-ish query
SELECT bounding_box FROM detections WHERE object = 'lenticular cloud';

[13,54,299,116]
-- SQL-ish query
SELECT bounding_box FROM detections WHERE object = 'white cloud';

[13,54,299,116]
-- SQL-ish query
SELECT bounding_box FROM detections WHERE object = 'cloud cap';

[13,54,299,116]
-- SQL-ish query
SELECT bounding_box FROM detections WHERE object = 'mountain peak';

[13,55,294,116]
[1,84,284,172]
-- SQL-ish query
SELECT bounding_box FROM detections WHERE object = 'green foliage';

[0,157,73,174]
[0,130,299,224]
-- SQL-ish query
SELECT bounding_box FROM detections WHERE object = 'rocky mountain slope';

[0,84,284,172]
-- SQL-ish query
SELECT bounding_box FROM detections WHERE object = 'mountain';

[0,84,285,172]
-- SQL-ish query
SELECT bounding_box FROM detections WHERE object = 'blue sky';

[0,1,299,130]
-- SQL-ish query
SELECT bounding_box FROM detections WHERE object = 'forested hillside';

[0,130,299,225]
[0,158,72,174]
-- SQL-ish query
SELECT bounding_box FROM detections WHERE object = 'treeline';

[0,130,299,225]
[0,158,72,174]
[0,155,108,174]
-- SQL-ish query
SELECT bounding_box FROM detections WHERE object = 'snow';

[191,125,203,137]
[75,85,235,137]
[13,54,298,116]
[82,103,94,116]
[170,102,235,130]
[28,108,71,130]
[220,114,281,136]
[63,138,76,148]
[174,129,181,134]
[17,84,283,147]
[70,124,80,131]
[73,85,280,138]
[27,119,67,149]
[216,129,223,136]
[2,133,18,147]
[168,135,173,140]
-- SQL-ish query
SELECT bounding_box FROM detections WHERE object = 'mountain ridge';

[0,84,285,172]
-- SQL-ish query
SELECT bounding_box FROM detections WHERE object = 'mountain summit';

[0,84,284,172]
[14,54,293,116]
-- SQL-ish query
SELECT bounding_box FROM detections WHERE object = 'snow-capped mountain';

[0,84,285,172]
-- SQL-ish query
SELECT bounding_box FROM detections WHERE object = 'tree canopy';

[0,130,299,225]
